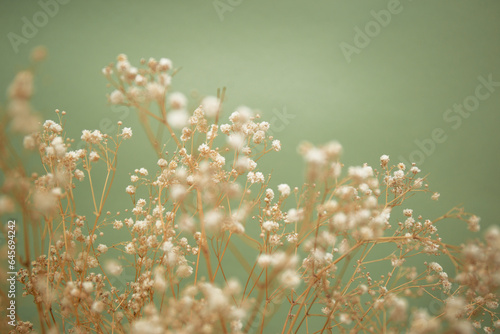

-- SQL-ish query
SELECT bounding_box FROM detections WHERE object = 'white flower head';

[278,184,291,197]
[167,109,188,129]
[121,127,133,139]
[201,96,220,117]
[110,90,124,104]
[272,140,281,151]
[97,244,108,254]
[168,92,187,109]
[280,269,300,289]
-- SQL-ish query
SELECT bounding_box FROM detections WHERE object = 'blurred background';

[1,0,499,331]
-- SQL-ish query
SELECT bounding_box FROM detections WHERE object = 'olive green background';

[1,0,500,332]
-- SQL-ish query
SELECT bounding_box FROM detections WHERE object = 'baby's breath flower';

[168,92,187,109]
[198,143,210,155]
[109,90,124,104]
[220,123,231,134]
[170,184,187,202]
[74,169,85,181]
[262,220,279,232]
[97,244,108,253]
[82,282,93,293]
[126,185,136,195]
[205,210,223,232]
[91,301,105,313]
[257,254,272,268]
[201,96,220,117]
[287,233,298,243]
[305,147,326,165]
[286,208,301,223]
[380,154,390,167]
[403,209,413,217]
[467,215,480,232]
[23,135,36,150]
[410,166,421,174]
[247,171,265,184]
[414,178,423,188]
[134,74,146,86]
[394,170,405,179]
[228,133,245,150]
[46,136,66,157]
[121,127,133,139]
[81,129,104,144]
[167,109,188,129]
[33,189,57,213]
[125,242,136,254]
[391,258,405,267]
[429,262,443,272]
[102,66,112,76]
[89,151,100,162]
[278,183,291,197]
[105,260,123,276]
[158,57,172,71]
[252,130,265,144]
[146,82,166,101]
[113,220,123,229]
[272,139,281,151]
[176,264,193,278]
[280,269,300,289]
[348,165,373,181]
[43,120,63,133]
[265,188,274,200]
[157,158,168,167]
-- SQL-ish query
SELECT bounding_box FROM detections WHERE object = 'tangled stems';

[0,52,499,334]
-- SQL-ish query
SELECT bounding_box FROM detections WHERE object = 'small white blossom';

[262,220,279,232]
[113,220,123,229]
[74,169,85,181]
[105,260,123,275]
[201,96,220,117]
[429,262,443,272]
[380,154,390,167]
[287,233,298,243]
[280,269,300,289]
[157,158,168,167]
[126,185,136,195]
[167,109,188,129]
[43,120,63,133]
[125,242,136,254]
[158,57,173,71]
[110,90,124,104]
[272,140,281,151]
[97,244,108,253]
[176,264,193,278]
[121,127,133,139]
[257,254,273,268]
[168,92,187,109]
[278,184,291,197]
[89,151,100,162]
